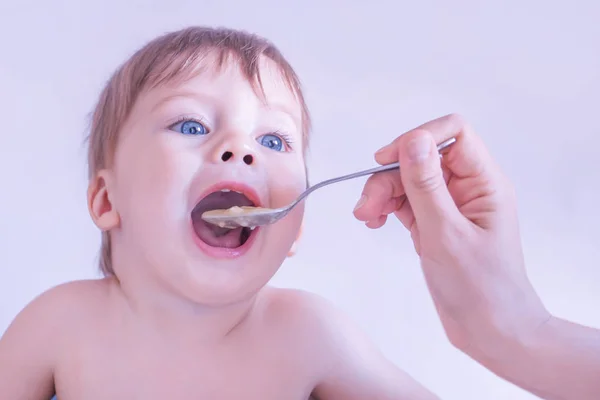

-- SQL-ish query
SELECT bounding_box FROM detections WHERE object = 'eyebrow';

[150,92,218,113]
[262,101,301,126]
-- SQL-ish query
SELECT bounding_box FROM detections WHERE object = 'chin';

[172,228,294,306]
[170,256,278,306]
[165,230,286,307]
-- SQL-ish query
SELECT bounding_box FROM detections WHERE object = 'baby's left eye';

[169,119,209,136]
[257,133,287,152]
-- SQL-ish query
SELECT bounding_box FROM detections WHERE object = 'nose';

[211,134,257,166]
[220,150,254,166]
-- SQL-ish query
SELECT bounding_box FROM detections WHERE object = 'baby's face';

[108,55,306,305]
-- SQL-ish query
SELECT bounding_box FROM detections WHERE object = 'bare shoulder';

[258,287,355,360]
[262,285,387,347]
[261,286,331,312]
[260,287,439,400]
[0,278,114,398]
[17,278,113,323]
[260,286,343,330]
[2,278,113,346]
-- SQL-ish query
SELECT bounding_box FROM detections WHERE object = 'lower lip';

[190,223,261,259]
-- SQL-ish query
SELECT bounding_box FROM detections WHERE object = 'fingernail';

[407,136,433,162]
[354,194,368,211]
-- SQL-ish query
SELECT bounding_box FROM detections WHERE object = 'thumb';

[398,130,463,231]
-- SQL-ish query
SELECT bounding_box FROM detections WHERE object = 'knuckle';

[444,113,474,138]
[363,174,384,193]
[412,169,444,193]
[403,128,431,142]
[369,170,401,194]
[445,112,467,127]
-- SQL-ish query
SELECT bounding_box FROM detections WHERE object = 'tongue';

[191,191,255,249]
[193,221,244,248]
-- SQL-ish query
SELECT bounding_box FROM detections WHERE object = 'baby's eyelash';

[169,115,208,129]
[273,130,295,149]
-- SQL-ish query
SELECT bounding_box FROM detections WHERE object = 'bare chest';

[54,336,316,400]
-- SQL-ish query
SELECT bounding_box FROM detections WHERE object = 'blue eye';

[258,133,287,152]
[171,119,209,136]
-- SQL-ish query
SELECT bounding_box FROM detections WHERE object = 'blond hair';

[87,26,311,276]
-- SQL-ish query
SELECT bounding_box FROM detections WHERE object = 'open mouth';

[191,189,259,249]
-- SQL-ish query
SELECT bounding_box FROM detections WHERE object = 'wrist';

[474,313,600,400]
[460,290,552,374]
[480,313,553,372]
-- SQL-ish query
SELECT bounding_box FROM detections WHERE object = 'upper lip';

[194,181,265,209]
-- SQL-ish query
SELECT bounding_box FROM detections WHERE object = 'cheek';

[114,143,201,222]
[268,156,307,207]
[265,156,306,250]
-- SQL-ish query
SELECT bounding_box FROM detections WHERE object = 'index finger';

[353,169,405,223]
[375,113,497,180]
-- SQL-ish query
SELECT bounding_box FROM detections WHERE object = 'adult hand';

[354,114,549,350]
[354,114,600,400]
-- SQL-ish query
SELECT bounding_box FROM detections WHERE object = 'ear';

[87,170,120,231]
[287,223,303,257]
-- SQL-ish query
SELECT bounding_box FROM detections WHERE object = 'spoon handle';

[294,137,456,205]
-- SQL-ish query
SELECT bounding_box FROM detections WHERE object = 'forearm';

[481,316,600,400]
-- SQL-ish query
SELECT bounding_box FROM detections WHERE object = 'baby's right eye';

[170,119,209,136]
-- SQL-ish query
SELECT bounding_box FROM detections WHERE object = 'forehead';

[143,52,302,119]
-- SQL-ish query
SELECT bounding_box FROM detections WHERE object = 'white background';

[1,1,599,399]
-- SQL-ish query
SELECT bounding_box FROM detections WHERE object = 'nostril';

[221,151,233,162]
[243,154,253,165]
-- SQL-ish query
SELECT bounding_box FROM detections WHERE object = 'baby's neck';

[109,274,259,346]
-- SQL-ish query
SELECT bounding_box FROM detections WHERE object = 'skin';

[0,55,438,400]
[355,114,600,400]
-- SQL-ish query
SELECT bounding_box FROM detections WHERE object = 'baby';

[0,27,439,400]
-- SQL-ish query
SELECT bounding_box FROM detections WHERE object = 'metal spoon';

[202,137,456,229]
